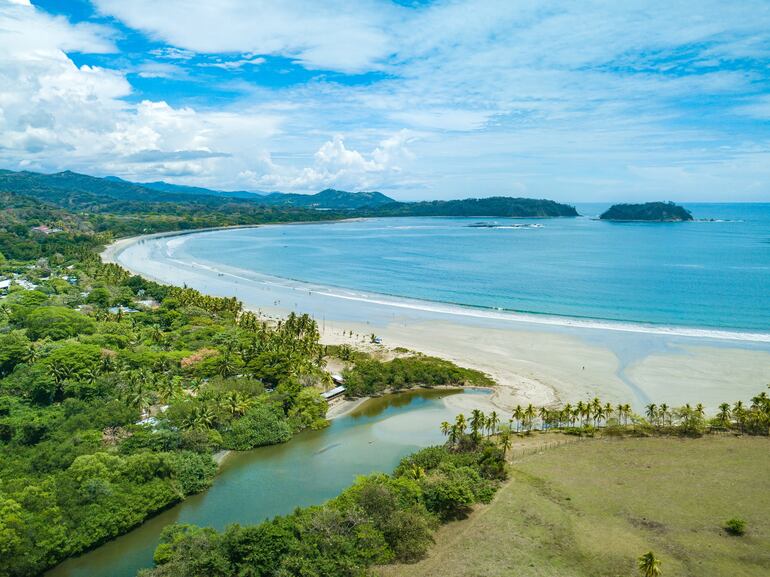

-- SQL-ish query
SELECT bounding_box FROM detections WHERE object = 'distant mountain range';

[0,169,578,217]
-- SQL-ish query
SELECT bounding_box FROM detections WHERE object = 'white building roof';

[321,386,346,399]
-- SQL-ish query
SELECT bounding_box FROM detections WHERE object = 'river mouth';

[46,388,485,577]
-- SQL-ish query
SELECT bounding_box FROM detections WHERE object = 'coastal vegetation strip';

[0,200,488,576]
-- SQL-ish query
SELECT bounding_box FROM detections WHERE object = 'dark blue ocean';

[174,203,770,332]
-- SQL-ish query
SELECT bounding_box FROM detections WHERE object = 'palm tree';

[733,401,746,433]
[716,402,731,429]
[455,413,466,436]
[603,402,613,426]
[563,403,574,427]
[524,404,536,432]
[488,411,500,437]
[225,391,251,416]
[637,551,662,577]
[590,397,602,426]
[513,405,524,432]
[499,430,512,457]
[659,403,670,427]
[621,404,632,426]
[470,409,484,441]
[440,421,451,438]
[645,403,658,426]
[448,424,460,447]
[538,406,549,431]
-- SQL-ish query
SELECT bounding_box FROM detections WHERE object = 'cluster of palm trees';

[441,409,504,447]
[115,370,193,412]
[503,398,633,432]
[82,258,131,285]
[167,286,243,316]
[440,388,770,446]
[713,392,769,434]
[178,389,254,430]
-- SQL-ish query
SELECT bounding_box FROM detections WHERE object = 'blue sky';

[1,0,769,201]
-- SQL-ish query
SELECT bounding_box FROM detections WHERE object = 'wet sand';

[103,230,770,414]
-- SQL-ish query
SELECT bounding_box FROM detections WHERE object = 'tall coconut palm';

[637,551,662,577]
[513,405,524,432]
[622,404,632,426]
[538,406,549,431]
[562,403,574,427]
[645,403,658,426]
[603,402,613,426]
[659,403,670,427]
[524,404,536,432]
[470,409,484,441]
[455,413,466,436]
[716,403,731,428]
[488,411,500,437]
[590,397,602,426]
[733,401,745,433]
[499,430,512,457]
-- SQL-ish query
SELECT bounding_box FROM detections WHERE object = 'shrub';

[221,404,291,450]
[724,517,746,536]
[168,451,218,496]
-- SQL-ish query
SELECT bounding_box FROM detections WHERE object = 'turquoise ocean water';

[170,203,770,333]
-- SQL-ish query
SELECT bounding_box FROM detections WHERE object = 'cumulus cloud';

[245,131,415,191]
[2,1,770,199]
[0,2,282,184]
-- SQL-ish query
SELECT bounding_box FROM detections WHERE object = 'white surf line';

[155,252,770,344]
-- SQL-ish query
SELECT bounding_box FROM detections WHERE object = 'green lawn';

[379,436,770,577]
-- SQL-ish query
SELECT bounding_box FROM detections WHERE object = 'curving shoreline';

[102,226,770,412]
[102,226,770,344]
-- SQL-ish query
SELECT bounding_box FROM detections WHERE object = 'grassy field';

[378,436,770,577]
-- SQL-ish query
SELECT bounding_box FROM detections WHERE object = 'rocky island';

[600,201,693,221]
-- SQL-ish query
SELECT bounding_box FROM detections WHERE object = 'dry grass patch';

[378,436,770,577]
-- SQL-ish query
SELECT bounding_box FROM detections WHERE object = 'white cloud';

[197,55,266,70]
[246,132,415,191]
[93,0,400,73]
[2,1,770,200]
[0,2,283,185]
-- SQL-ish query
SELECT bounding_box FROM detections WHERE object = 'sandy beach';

[103,228,770,416]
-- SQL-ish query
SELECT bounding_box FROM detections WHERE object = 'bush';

[724,517,746,536]
[24,306,95,341]
[221,404,291,450]
[168,451,218,496]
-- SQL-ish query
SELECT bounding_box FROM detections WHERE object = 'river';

[46,389,486,577]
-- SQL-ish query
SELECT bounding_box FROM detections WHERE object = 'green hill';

[260,188,396,209]
[0,169,578,218]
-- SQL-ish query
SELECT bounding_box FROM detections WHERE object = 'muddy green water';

[46,389,484,577]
